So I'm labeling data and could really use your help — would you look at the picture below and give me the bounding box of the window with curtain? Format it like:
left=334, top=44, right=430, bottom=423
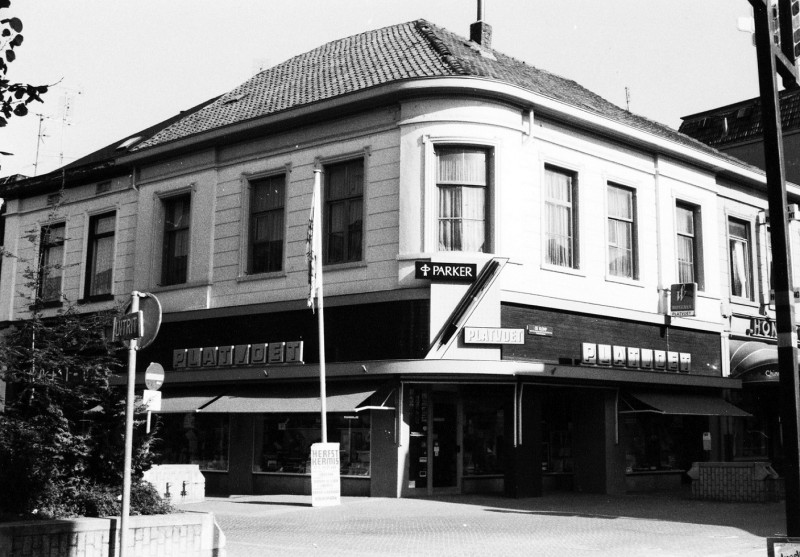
left=544, top=165, right=577, bottom=268
left=325, top=159, right=363, bottom=264
left=162, top=194, right=191, bottom=286
left=436, top=147, right=488, bottom=252
left=39, top=222, right=65, bottom=302
left=249, top=174, right=285, bottom=273
left=607, top=184, right=636, bottom=279
left=85, top=212, right=115, bottom=298
left=729, top=218, right=752, bottom=299
left=676, top=203, right=702, bottom=289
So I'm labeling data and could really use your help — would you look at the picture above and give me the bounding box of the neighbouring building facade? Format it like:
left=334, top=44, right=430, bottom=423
left=2, top=16, right=795, bottom=499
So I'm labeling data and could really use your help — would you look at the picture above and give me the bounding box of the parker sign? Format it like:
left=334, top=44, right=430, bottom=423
left=415, top=261, right=477, bottom=283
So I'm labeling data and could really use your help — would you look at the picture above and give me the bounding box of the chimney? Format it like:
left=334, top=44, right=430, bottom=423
left=470, top=0, right=492, bottom=49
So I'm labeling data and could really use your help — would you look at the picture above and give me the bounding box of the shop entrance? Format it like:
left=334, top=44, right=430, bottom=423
left=432, top=401, right=458, bottom=490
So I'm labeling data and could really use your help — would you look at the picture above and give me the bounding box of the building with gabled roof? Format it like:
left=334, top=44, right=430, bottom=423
left=2, top=13, right=788, bottom=501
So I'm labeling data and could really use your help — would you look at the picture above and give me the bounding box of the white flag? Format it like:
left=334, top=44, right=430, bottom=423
left=306, top=170, right=321, bottom=311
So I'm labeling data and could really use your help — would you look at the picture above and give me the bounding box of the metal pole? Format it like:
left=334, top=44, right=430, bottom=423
left=119, top=292, right=140, bottom=557
left=313, top=169, right=328, bottom=443
left=751, top=0, right=800, bottom=535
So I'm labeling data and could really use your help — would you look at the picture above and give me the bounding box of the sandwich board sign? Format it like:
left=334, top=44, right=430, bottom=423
left=310, top=442, right=340, bottom=507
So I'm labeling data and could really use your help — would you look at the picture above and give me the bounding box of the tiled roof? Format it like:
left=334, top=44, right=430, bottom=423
left=133, top=19, right=753, bottom=166
left=679, top=88, right=800, bottom=147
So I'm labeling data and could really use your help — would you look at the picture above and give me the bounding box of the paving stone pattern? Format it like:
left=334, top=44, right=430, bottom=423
left=184, top=491, right=788, bottom=557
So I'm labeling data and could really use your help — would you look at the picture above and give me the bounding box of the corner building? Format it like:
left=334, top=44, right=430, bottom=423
left=3, top=18, right=786, bottom=498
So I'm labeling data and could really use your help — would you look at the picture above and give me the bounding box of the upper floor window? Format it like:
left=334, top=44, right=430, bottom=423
left=162, top=194, right=191, bottom=286
left=729, top=217, right=753, bottom=299
left=544, top=165, right=578, bottom=268
left=676, top=202, right=703, bottom=289
left=436, top=147, right=488, bottom=252
left=85, top=212, right=116, bottom=298
left=324, top=159, right=363, bottom=264
left=607, top=184, right=637, bottom=279
left=39, top=222, right=65, bottom=302
left=249, top=175, right=285, bottom=274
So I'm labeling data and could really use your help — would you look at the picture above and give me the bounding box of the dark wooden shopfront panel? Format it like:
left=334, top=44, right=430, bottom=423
left=501, top=304, right=721, bottom=377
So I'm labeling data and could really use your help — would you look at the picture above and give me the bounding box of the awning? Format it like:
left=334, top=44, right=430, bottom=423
left=198, top=383, right=381, bottom=413
left=355, top=385, right=396, bottom=412
left=730, top=339, right=779, bottom=377
left=620, top=391, right=751, bottom=417
left=156, top=389, right=223, bottom=413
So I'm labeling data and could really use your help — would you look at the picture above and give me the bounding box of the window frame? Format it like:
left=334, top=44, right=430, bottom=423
left=543, top=164, right=579, bottom=270
left=82, top=211, right=116, bottom=301
left=161, top=193, right=192, bottom=286
left=606, top=182, right=638, bottom=281
left=728, top=216, right=755, bottom=301
left=323, top=158, right=365, bottom=265
left=38, top=221, right=66, bottom=304
left=246, top=173, right=287, bottom=275
left=675, top=201, right=704, bottom=291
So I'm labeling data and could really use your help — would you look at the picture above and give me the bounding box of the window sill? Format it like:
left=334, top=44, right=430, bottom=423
left=237, top=271, right=286, bottom=283
left=323, top=260, right=367, bottom=272
left=151, top=281, right=211, bottom=293
left=730, top=296, right=759, bottom=307
left=78, top=294, right=115, bottom=305
left=541, top=263, right=585, bottom=278
left=29, top=300, right=64, bottom=310
left=604, top=274, right=645, bottom=288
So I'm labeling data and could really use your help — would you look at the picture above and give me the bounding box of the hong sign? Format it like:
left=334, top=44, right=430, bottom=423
left=670, top=283, right=697, bottom=317
left=415, top=261, right=477, bottom=283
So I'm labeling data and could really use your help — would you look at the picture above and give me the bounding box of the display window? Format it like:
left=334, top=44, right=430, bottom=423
left=462, top=400, right=504, bottom=476
left=252, top=413, right=371, bottom=476
left=155, top=414, right=230, bottom=471
left=622, top=414, right=680, bottom=472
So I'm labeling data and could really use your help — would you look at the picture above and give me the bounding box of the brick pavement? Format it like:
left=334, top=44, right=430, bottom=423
left=182, top=491, right=787, bottom=557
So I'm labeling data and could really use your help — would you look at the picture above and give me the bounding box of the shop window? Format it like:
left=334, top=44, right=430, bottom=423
left=252, top=413, right=371, bottom=476
left=607, top=183, right=637, bottom=279
left=676, top=202, right=703, bottom=289
left=622, top=414, right=682, bottom=472
left=729, top=217, right=753, bottom=299
left=38, top=222, right=65, bottom=302
left=248, top=174, right=285, bottom=274
left=544, top=165, right=578, bottom=269
left=462, top=401, right=504, bottom=476
left=84, top=212, right=115, bottom=298
left=155, top=413, right=230, bottom=472
left=324, top=159, right=363, bottom=264
left=436, top=147, right=489, bottom=252
left=161, top=194, right=191, bottom=286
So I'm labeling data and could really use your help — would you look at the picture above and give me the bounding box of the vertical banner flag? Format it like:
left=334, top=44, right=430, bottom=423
left=306, top=170, right=321, bottom=311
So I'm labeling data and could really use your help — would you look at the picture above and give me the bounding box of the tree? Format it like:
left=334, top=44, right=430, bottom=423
left=0, top=0, right=48, bottom=127
left=0, top=206, right=167, bottom=519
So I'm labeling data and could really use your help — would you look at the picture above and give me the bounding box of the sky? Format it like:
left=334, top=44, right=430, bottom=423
left=0, top=0, right=760, bottom=179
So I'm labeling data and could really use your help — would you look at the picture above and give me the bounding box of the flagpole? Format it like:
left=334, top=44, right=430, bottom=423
left=311, top=168, right=328, bottom=443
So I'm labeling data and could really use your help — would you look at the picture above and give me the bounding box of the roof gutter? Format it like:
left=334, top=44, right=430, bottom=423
left=119, top=76, right=782, bottom=193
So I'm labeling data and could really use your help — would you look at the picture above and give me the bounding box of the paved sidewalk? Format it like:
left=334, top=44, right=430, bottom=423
left=182, top=491, right=787, bottom=557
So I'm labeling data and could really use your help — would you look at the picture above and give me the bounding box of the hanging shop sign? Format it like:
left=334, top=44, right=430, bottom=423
left=415, top=261, right=477, bottom=283
left=173, top=340, right=304, bottom=369
left=670, top=283, right=697, bottom=317
left=464, top=327, right=525, bottom=344
left=582, top=342, right=691, bottom=372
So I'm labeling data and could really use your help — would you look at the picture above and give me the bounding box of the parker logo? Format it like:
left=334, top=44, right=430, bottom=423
left=414, top=261, right=477, bottom=283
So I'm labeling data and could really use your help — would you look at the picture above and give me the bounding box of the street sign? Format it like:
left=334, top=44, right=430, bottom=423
left=113, top=311, right=143, bottom=342
left=414, top=261, right=477, bottom=283
left=145, top=362, right=165, bottom=390
left=670, top=283, right=697, bottom=317
left=142, top=389, right=162, bottom=411
left=124, top=292, right=162, bottom=349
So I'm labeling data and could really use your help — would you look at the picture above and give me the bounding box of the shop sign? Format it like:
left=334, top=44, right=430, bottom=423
left=415, top=261, right=477, bottom=283
left=749, top=317, right=778, bottom=339
left=527, top=325, right=553, bottom=336
left=581, top=342, right=690, bottom=372
left=311, top=442, right=340, bottom=507
left=670, top=283, right=697, bottom=317
left=741, top=367, right=781, bottom=383
left=464, top=327, right=524, bottom=344
left=173, top=340, right=304, bottom=370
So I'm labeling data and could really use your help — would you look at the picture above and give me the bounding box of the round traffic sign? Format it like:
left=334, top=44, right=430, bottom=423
left=124, top=292, right=162, bottom=350
left=145, top=362, right=165, bottom=391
